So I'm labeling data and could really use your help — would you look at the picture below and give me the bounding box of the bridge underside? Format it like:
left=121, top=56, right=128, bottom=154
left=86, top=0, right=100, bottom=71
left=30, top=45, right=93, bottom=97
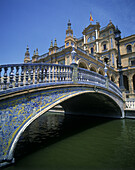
left=61, top=92, right=122, bottom=118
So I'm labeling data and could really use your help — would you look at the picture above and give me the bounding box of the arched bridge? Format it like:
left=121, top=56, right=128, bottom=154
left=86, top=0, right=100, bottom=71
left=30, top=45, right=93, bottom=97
left=0, top=62, right=124, bottom=166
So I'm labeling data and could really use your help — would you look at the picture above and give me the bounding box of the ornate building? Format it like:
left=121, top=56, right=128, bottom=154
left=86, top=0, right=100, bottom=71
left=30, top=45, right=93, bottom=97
left=24, top=20, right=135, bottom=99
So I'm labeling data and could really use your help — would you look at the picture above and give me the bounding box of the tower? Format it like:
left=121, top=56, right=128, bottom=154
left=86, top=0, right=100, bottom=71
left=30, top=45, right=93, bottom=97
left=49, top=40, right=53, bottom=55
left=24, top=45, right=30, bottom=63
left=65, top=20, right=75, bottom=48
left=32, top=48, right=39, bottom=62
left=53, top=38, right=58, bottom=53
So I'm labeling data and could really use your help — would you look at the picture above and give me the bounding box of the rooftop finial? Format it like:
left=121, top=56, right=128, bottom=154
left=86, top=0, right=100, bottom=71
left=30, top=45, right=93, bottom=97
left=54, top=38, right=57, bottom=47
left=68, top=19, right=71, bottom=29
left=50, top=40, right=53, bottom=48
left=26, top=45, right=29, bottom=52
left=36, top=48, right=38, bottom=55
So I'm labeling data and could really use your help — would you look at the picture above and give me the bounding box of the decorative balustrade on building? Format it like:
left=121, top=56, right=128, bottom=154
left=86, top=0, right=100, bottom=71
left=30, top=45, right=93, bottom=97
left=0, top=63, right=122, bottom=98
left=125, top=99, right=135, bottom=110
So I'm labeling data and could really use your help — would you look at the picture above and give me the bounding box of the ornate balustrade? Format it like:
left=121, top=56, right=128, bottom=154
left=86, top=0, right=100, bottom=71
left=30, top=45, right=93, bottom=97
left=0, top=63, right=122, bottom=98
left=0, top=63, right=73, bottom=91
left=77, top=68, right=122, bottom=98
left=125, top=98, right=135, bottom=110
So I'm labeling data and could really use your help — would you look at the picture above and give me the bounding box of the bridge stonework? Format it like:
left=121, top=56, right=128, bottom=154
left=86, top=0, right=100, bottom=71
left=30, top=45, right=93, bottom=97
left=0, top=63, right=124, bottom=167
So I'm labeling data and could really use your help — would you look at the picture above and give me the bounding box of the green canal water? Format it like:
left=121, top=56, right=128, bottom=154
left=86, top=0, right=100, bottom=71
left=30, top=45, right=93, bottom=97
left=4, top=112, right=135, bottom=170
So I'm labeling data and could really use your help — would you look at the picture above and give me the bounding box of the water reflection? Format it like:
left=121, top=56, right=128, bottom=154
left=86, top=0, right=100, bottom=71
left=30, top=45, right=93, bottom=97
left=14, top=112, right=65, bottom=159
left=5, top=112, right=135, bottom=169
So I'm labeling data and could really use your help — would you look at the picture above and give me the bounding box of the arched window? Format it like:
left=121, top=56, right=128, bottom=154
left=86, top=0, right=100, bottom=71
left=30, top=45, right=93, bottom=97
left=99, top=70, right=104, bottom=76
left=91, top=47, right=94, bottom=54
left=78, top=62, right=88, bottom=69
left=123, top=75, right=129, bottom=91
left=133, top=74, right=135, bottom=91
left=103, top=44, right=106, bottom=50
left=87, top=37, right=91, bottom=43
left=111, top=75, right=115, bottom=82
left=127, top=45, right=132, bottom=53
left=90, top=67, right=96, bottom=72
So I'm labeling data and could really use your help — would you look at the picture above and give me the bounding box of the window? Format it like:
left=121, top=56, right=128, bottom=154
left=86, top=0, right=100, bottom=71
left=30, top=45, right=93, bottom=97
left=88, top=36, right=95, bottom=42
left=58, top=59, right=65, bottom=65
left=111, top=38, right=113, bottom=48
left=92, top=36, right=95, bottom=40
left=127, top=45, right=132, bottom=53
left=131, top=60, right=135, bottom=66
left=110, top=30, right=113, bottom=34
left=103, top=44, right=106, bottom=50
left=87, top=37, right=91, bottom=43
left=112, top=53, right=114, bottom=66
left=91, top=47, right=94, bottom=54
left=71, top=42, right=74, bottom=46
left=66, top=42, right=69, bottom=46
left=123, top=75, right=129, bottom=92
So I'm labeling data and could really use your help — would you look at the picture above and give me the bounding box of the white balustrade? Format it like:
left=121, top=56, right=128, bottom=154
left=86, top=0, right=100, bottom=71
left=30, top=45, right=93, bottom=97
left=125, top=99, right=135, bottom=110
left=0, top=64, right=73, bottom=91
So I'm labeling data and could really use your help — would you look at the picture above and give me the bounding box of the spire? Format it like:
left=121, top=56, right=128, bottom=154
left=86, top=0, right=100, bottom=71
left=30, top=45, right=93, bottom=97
left=66, top=19, right=73, bottom=38
left=26, top=45, right=29, bottom=52
left=24, top=45, right=30, bottom=63
left=50, top=40, right=53, bottom=48
left=25, top=45, right=30, bottom=57
left=68, top=19, right=71, bottom=29
left=54, top=38, right=57, bottom=47
left=36, top=48, right=38, bottom=55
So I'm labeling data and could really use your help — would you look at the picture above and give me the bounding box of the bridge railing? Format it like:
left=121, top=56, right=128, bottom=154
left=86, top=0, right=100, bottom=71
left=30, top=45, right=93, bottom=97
left=0, top=63, right=73, bottom=91
left=0, top=63, right=122, bottom=98
left=77, top=68, right=122, bottom=98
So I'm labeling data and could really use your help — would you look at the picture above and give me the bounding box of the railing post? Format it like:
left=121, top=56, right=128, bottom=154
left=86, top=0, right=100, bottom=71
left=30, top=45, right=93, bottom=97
left=25, top=66, right=29, bottom=85
left=43, top=66, right=46, bottom=83
left=104, top=62, right=109, bottom=89
left=9, top=66, right=14, bottom=88
left=71, top=45, right=78, bottom=83
left=15, top=66, right=19, bottom=87
left=46, top=66, right=49, bottom=83
left=30, top=66, right=33, bottom=84
left=71, top=63, right=78, bottom=84
left=20, top=66, right=24, bottom=86
left=34, top=66, right=38, bottom=84
left=39, top=65, right=42, bottom=83
left=3, top=67, right=8, bottom=90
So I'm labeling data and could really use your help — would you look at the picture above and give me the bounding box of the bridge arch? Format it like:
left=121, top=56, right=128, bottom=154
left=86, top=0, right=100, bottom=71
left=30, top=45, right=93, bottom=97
left=0, top=84, right=124, bottom=166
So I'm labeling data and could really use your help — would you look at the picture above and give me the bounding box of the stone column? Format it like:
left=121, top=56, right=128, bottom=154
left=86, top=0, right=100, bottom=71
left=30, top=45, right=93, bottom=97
left=129, top=74, right=134, bottom=94
left=95, top=29, right=99, bottom=53
left=71, top=46, right=78, bottom=83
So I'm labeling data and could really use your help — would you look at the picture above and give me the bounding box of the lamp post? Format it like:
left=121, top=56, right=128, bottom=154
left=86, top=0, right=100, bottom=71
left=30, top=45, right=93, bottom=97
left=114, top=26, right=125, bottom=90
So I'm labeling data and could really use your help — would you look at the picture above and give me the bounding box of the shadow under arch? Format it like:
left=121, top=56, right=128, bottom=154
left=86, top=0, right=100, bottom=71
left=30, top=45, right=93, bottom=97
left=61, top=92, right=122, bottom=118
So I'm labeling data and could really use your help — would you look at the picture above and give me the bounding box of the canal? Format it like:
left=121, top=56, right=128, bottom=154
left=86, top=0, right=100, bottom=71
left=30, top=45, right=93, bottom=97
left=4, top=111, right=135, bottom=170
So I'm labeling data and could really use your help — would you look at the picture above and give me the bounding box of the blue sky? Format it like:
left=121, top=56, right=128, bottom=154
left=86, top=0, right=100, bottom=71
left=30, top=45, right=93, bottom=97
left=0, top=0, right=135, bottom=64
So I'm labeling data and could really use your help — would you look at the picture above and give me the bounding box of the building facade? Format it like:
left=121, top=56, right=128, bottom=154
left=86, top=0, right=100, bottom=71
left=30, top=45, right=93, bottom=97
left=24, top=20, right=135, bottom=99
